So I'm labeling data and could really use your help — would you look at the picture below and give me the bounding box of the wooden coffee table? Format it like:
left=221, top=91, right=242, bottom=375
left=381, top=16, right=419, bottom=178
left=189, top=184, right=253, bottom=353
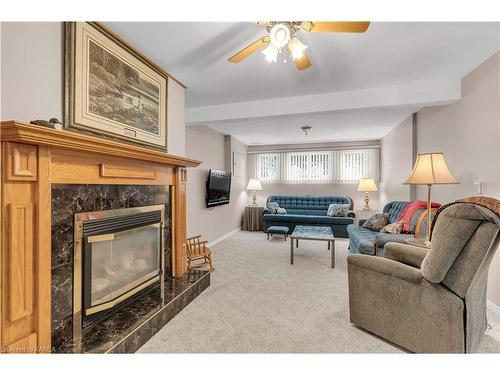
left=290, top=225, right=335, bottom=268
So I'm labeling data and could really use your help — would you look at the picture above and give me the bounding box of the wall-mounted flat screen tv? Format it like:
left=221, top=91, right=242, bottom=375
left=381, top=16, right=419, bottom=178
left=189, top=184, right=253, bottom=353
left=206, top=169, right=232, bottom=208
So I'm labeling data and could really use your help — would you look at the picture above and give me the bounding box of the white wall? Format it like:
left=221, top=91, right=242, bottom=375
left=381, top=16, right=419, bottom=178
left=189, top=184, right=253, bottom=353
left=167, top=79, right=186, bottom=156
left=0, top=22, right=186, bottom=157
left=416, top=51, right=500, bottom=307
left=185, top=125, right=248, bottom=243
left=378, top=115, right=413, bottom=207
left=1, top=22, right=63, bottom=121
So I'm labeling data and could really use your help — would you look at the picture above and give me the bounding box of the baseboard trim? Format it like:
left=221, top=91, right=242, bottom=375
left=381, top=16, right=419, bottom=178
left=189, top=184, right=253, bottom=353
left=487, top=300, right=500, bottom=318
left=208, top=227, right=240, bottom=248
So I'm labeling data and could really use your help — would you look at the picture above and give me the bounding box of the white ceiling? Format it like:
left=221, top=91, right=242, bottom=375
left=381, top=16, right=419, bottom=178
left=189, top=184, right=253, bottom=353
left=107, top=22, right=499, bottom=107
left=106, top=22, right=500, bottom=144
left=204, top=106, right=420, bottom=145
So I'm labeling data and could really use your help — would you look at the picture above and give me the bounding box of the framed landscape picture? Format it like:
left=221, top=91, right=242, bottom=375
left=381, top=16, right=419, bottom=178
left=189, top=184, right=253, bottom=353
left=64, top=22, right=168, bottom=151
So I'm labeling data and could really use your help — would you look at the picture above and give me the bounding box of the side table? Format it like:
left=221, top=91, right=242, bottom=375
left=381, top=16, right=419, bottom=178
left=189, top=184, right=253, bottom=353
left=242, top=206, right=263, bottom=231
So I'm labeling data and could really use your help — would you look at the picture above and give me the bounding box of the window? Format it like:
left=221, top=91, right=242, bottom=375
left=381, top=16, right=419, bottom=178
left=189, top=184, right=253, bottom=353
left=249, top=148, right=379, bottom=184
left=257, top=153, right=280, bottom=182
left=332, top=149, right=379, bottom=183
left=286, top=151, right=330, bottom=183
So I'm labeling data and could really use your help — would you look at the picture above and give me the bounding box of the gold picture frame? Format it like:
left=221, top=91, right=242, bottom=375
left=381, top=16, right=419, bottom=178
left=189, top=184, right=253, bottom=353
left=64, top=22, right=169, bottom=151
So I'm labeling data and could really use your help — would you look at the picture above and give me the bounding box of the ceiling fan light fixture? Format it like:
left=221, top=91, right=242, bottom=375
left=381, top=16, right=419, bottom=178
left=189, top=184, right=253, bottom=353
left=262, top=44, right=279, bottom=63
left=289, top=37, right=307, bottom=60
left=269, top=23, right=291, bottom=48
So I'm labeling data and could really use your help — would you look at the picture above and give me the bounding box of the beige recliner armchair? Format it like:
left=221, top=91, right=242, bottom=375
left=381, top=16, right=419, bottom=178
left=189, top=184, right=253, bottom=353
left=347, top=200, right=500, bottom=353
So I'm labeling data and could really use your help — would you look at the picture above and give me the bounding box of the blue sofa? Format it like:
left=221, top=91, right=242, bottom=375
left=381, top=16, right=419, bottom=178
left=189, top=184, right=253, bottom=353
left=262, top=195, right=355, bottom=238
left=347, top=201, right=414, bottom=256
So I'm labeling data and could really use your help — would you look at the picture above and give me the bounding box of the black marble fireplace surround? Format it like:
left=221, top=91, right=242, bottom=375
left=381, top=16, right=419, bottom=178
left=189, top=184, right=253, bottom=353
left=51, top=184, right=210, bottom=353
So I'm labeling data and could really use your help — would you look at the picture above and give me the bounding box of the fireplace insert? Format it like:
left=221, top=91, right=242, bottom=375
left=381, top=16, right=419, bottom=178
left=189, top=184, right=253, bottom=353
left=73, top=205, right=165, bottom=336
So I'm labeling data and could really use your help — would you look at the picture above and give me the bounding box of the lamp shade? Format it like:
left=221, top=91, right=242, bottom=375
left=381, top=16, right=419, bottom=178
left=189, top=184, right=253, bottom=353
left=357, top=178, right=378, bottom=192
left=404, top=153, right=458, bottom=185
left=246, top=179, right=262, bottom=191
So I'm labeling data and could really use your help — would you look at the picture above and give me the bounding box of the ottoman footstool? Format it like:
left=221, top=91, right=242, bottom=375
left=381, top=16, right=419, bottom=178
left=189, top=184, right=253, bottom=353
left=266, top=226, right=289, bottom=240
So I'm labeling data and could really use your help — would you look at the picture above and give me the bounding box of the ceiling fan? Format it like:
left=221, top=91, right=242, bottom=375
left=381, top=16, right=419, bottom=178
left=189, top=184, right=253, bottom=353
left=228, top=21, right=370, bottom=71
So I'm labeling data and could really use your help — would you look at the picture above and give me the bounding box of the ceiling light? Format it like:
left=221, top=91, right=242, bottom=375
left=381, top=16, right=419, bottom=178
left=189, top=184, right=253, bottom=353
left=289, top=37, right=307, bottom=60
left=269, top=23, right=291, bottom=48
left=262, top=44, right=279, bottom=62
left=301, top=126, right=312, bottom=135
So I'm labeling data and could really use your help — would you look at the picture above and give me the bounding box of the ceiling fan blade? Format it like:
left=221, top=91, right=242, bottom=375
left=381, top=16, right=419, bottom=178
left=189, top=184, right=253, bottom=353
left=228, top=36, right=270, bottom=63
left=303, top=21, right=370, bottom=33
left=294, top=53, right=311, bottom=71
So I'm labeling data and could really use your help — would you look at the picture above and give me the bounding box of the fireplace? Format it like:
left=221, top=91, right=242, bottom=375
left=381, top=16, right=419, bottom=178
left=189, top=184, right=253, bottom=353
left=73, top=205, right=166, bottom=337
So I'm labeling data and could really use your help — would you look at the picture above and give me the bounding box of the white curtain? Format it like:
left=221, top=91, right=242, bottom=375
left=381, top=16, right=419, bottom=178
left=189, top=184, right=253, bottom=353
left=249, top=148, right=379, bottom=184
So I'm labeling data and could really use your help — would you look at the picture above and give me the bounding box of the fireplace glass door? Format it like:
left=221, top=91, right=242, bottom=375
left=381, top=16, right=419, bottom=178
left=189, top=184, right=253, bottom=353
left=84, top=224, right=161, bottom=315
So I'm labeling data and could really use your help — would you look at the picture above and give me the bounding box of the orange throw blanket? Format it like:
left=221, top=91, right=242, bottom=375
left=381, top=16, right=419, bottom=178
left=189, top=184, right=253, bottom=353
left=398, top=201, right=441, bottom=233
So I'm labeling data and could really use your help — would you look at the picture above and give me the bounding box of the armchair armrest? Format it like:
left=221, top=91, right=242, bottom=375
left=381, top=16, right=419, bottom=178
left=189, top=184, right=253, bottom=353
left=347, top=210, right=356, bottom=218
left=384, top=242, right=429, bottom=269
left=347, top=254, right=423, bottom=284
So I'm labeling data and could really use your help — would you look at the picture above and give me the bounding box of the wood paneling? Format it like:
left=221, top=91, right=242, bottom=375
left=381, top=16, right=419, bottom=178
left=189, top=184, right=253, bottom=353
left=6, top=332, right=37, bottom=353
left=6, top=142, right=37, bottom=181
left=1, top=143, right=38, bottom=352
left=8, top=203, right=34, bottom=321
left=172, top=167, right=188, bottom=277
left=50, top=148, right=173, bottom=185
left=36, top=147, right=51, bottom=349
left=100, top=163, right=157, bottom=179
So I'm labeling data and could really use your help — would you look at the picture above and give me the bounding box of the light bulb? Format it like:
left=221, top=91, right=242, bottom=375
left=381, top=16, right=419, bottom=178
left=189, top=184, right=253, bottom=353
left=269, top=23, right=291, bottom=48
left=262, top=44, right=278, bottom=63
left=289, top=37, right=307, bottom=60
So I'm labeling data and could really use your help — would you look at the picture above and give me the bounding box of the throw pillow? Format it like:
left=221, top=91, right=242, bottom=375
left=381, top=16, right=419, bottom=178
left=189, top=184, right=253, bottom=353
left=362, top=213, right=390, bottom=232
left=327, top=203, right=349, bottom=217
left=267, top=201, right=280, bottom=214
left=381, top=220, right=404, bottom=234
left=277, top=208, right=287, bottom=215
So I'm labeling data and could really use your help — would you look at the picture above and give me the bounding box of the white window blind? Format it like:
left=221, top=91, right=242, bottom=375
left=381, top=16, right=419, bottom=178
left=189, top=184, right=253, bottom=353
left=248, top=148, right=379, bottom=184
left=286, top=151, right=331, bottom=183
left=332, top=149, right=379, bottom=183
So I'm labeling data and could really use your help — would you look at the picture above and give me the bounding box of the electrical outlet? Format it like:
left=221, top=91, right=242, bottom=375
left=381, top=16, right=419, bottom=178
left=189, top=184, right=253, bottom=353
left=473, top=181, right=484, bottom=194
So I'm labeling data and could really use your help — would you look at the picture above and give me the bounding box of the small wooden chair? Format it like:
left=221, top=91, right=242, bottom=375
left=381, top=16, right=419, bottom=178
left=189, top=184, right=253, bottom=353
left=185, top=235, right=214, bottom=272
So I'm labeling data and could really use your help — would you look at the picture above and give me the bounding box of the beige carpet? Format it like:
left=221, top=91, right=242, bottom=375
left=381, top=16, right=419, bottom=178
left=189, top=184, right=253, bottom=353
left=139, top=231, right=500, bottom=353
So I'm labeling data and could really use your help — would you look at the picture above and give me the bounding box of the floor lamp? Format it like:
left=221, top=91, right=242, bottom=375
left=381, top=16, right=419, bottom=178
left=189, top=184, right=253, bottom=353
left=404, top=152, right=458, bottom=245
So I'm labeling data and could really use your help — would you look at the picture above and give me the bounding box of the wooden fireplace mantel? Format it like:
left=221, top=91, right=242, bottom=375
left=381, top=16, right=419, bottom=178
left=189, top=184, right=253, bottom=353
left=0, top=121, right=200, bottom=167
left=0, top=120, right=200, bottom=353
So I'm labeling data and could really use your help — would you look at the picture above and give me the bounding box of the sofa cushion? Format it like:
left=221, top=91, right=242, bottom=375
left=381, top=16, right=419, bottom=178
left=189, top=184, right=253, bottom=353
left=347, top=224, right=378, bottom=255
left=286, top=209, right=327, bottom=216
left=263, top=213, right=354, bottom=225
left=267, top=195, right=352, bottom=211
left=362, top=213, right=389, bottom=231
left=327, top=203, right=350, bottom=217
left=373, top=232, right=414, bottom=252
left=267, top=201, right=280, bottom=214
left=381, top=220, right=404, bottom=234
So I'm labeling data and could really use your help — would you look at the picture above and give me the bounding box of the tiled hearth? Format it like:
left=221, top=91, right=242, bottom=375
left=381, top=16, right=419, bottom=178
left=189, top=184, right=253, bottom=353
left=50, top=184, right=209, bottom=353
left=58, top=270, right=209, bottom=353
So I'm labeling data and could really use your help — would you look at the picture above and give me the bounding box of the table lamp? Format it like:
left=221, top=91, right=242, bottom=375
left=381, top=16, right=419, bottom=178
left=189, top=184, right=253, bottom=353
left=246, top=179, right=262, bottom=206
left=357, top=178, right=378, bottom=210
left=404, top=152, right=458, bottom=244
